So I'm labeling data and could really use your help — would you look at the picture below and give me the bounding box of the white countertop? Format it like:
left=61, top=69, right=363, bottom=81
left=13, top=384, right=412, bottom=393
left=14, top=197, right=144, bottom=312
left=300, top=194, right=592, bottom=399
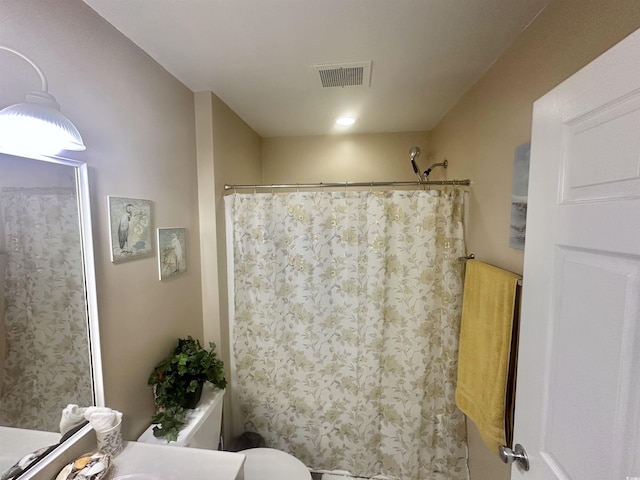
left=0, top=427, right=60, bottom=475
left=108, top=441, right=245, bottom=480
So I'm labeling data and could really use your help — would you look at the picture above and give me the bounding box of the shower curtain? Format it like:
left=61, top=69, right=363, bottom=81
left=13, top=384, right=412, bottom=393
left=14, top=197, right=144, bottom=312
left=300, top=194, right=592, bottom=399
left=226, top=189, right=468, bottom=480
left=0, top=187, right=92, bottom=431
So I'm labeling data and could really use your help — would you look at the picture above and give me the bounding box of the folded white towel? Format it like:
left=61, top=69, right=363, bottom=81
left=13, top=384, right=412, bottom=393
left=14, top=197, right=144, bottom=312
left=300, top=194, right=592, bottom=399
left=84, top=408, right=122, bottom=433
left=60, top=404, right=87, bottom=435
left=60, top=404, right=123, bottom=435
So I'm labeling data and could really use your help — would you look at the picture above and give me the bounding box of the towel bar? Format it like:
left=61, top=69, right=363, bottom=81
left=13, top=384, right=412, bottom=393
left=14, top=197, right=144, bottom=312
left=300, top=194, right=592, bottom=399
left=459, top=254, right=523, bottom=287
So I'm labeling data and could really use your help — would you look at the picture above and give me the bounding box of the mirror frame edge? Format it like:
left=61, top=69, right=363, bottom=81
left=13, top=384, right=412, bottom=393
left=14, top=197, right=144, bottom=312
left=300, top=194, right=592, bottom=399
left=75, top=160, right=105, bottom=409
left=15, top=425, right=96, bottom=480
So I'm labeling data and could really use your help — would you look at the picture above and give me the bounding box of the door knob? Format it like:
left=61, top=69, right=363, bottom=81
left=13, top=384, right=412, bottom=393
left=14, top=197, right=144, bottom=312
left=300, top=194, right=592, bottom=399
left=499, top=443, right=530, bottom=471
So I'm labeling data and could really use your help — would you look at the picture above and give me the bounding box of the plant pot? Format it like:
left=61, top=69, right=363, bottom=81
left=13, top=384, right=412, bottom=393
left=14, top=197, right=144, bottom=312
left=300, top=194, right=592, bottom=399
left=182, top=383, right=203, bottom=409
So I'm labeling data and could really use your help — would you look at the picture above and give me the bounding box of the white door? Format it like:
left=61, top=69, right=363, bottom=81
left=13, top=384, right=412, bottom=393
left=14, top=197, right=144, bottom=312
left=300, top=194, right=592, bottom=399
left=513, top=28, right=640, bottom=480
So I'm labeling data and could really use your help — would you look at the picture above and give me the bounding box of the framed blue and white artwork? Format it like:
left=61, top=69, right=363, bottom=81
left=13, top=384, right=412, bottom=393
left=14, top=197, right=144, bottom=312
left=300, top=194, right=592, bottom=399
left=157, top=227, right=187, bottom=280
left=107, top=196, right=153, bottom=262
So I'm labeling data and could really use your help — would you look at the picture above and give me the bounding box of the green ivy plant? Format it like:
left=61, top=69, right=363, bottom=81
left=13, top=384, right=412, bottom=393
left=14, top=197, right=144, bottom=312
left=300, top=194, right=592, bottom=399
left=148, top=336, right=226, bottom=441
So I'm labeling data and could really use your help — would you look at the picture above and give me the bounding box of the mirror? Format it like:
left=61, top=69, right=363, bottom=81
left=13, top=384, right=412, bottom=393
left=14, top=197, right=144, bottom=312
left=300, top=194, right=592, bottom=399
left=0, top=151, right=103, bottom=477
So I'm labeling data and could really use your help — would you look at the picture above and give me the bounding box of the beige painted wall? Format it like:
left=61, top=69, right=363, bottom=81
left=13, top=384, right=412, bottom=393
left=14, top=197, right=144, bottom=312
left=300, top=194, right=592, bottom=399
left=262, top=131, right=432, bottom=184
left=195, top=91, right=262, bottom=445
left=429, top=0, right=640, bottom=478
left=1, top=0, right=203, bottom=440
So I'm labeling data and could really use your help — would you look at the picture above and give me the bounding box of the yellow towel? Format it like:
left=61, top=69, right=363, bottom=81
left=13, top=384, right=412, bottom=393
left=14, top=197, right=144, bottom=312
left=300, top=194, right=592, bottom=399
left=455, top=259, right=521, bottom=455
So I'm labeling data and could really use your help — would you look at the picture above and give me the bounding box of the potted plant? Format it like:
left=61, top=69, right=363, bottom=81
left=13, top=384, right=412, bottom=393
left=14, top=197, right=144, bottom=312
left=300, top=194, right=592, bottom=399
left=148, top=336, right=226, bottom=441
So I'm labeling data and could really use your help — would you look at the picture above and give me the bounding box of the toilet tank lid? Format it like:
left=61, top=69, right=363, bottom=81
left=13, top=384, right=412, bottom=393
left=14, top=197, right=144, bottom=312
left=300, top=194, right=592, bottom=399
left=137, top=384, right=225, bottom=446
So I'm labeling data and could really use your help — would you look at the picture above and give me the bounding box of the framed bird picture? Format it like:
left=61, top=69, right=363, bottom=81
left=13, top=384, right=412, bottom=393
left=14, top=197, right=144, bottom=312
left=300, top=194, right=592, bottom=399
left=157, top=227, right=187, bottom=280
left=107, top=196, right=153, bottom=263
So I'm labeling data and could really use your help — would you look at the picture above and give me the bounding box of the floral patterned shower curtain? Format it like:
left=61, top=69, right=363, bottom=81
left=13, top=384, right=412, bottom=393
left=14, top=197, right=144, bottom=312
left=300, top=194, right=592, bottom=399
left=0, top=188, right=92, bottom=431
left=226, top=189, right=468, bottom=480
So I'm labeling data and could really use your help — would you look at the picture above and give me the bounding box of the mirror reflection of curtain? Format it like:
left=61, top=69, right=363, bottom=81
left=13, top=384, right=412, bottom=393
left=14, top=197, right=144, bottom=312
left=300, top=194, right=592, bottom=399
left=0, top=187, right=92, bottom=431
left=0, top=251, right=5, bottom=398
left=0, top=202, right=5, bottom=398
left=226, top=189, right=468, bottom=480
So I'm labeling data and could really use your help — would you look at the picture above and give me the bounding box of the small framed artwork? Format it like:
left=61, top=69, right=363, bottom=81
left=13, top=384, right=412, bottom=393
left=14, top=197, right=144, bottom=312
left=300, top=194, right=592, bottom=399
left=157, top=227, right=187, bottom=280
left=107, top=196, right=153, bottom=262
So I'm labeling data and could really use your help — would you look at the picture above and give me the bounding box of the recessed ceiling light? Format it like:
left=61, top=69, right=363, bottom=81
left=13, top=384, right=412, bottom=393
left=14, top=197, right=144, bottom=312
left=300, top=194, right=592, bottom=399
left=335, top=116, right=356, bottom=126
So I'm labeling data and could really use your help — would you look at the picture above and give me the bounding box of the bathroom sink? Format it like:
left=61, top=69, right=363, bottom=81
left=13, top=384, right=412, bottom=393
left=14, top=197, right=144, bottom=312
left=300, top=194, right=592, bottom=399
left=110, top=441, right=245, bottom=480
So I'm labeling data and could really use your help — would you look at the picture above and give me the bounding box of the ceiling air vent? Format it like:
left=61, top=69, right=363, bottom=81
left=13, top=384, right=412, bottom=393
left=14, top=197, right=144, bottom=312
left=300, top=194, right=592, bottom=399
left=313, top=61, right=372, bottom=88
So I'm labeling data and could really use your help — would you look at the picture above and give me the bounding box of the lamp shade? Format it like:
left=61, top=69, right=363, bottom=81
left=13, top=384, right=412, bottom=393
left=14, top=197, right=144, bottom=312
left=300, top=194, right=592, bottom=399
left=0, top=46, right=86, bottom=155
left=0, top=91, right=86, bottom=154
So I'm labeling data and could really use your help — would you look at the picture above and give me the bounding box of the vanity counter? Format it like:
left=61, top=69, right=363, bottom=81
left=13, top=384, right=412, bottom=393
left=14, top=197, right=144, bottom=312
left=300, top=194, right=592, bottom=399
left=110, top=441, right=245, bottom=480
left=2, top=425, right=244, bottom=480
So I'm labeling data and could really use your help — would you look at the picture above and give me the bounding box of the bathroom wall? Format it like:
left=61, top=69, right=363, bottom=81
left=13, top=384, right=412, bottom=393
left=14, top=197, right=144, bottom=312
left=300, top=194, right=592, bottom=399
left=262, top=131, right=432, bottom=184
left=428, top=0, right=640, bottom=479
left=195, top=91, right=262, bottom=445
left=0, top=0, right=203, bottom=440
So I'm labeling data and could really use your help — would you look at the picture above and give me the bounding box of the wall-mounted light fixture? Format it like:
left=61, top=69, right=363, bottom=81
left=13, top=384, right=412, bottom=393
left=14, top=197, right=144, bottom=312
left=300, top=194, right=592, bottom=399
left=0, top=45, right=85, bottom=155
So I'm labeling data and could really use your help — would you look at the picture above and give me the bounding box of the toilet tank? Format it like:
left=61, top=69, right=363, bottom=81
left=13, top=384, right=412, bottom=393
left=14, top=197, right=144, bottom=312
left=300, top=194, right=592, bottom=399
left=137, top=383, right=225, bottom=450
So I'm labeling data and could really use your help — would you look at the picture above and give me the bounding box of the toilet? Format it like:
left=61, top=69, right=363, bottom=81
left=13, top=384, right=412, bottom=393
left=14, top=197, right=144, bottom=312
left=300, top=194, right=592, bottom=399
left=137, top=382, right=311, bottom=479
left=239, top=448, right=311, bottom=480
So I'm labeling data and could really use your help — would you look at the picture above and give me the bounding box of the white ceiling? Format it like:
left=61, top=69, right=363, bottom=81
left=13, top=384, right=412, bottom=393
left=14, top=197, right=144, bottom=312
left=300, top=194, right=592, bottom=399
left=81, top=0, right=549, bottom=138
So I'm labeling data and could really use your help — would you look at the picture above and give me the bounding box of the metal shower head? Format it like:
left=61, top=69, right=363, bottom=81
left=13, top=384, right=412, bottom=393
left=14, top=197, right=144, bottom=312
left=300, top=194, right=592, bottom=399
left=409, top=146, right=448, bottom=181
left=409, top=147, right=421, bottom=178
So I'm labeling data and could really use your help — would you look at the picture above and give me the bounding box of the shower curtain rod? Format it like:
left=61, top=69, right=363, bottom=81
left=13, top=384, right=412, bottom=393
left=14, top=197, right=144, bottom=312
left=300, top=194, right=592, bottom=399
left=224, top=179, right=471, bottom=191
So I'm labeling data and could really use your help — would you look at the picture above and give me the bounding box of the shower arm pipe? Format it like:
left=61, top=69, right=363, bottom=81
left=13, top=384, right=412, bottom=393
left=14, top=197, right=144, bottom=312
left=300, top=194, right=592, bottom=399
left=224, top=179, right=471, bottom=191
left=423, top=159, right=448, bottom=177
